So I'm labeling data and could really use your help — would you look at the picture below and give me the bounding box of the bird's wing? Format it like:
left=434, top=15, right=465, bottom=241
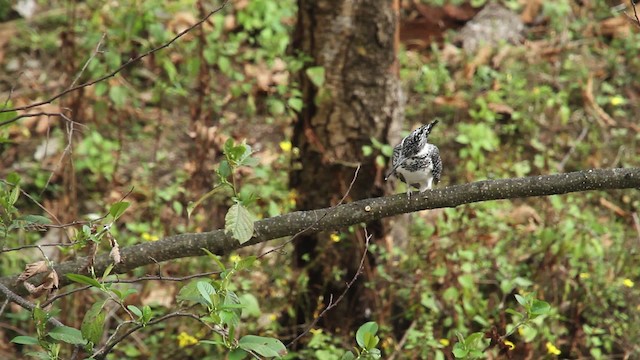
left=430, top=145, right=442, bottom=184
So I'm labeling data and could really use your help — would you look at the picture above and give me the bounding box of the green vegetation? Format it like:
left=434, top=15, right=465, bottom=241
left=1, top=0, right=639, bottom=359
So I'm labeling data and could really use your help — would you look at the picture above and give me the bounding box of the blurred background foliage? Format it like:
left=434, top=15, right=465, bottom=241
left=1, top=0, right=640, bottom=358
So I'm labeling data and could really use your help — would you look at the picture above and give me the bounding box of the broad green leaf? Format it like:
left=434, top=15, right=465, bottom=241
left=6, top=172, right=21, bottom=185
left=340, top=351, right=356, bottom=360
left=81, top=300, right=106, bottom=344
left=108, top=86, right=128, bottom=108
left=225, top=203, right=255, bottom=244
left=66, top=273, right=102, bottom=288
left=235, top=256, right=256, bottom=271
left=530, top=299, right=551, bottom=317
left=238, top=335, right=287, bottom=358
left=197, top=281, right=216, bottom=306
left=355, top=321, right=378, bottom=348
left=127, top=305, right=143, bottom=318
left=287, top=97, right=303, bottom=112
left=11, top=336, right=39, bottom=345
left=452, top=343, right=468, bottom=358
left=514, top=294, right=527, bottom=307
left=239, top=293, right=261, bottom=318
left=49, top=326, right=87, bottom=345
left=9, top=184, right=19, bottom=206
left=177, top=281, right=209, bottom=305
left=109, top=201, right=130, bottom=221
left=305, top=66, right=325, bottom=87
left=228, top=348, right=248, bottom=360
left=218, top=160, right=232, bottom=179
left=16, top=215, right=51, bottom=225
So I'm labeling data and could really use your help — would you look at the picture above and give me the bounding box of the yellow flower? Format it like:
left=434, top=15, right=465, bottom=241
left=229, top=254, right=241, bottom=263
left=288, top=190, right=298, bottom=208
left=579, top=272, right=590, bottom=279
left=503, top=340, right=515, bottom=350
left=610, top=96, right=625, bottom=106
left=546, top=341, right=561, bottom=355
left=330, top=233, right=341, bottom=243
left=269, top=313, right=277, bottom=321
left=141, top=232, right=159, bottom=241
left=279, top=141, right=292, bottom=152
left=310, top=328, right=322, bottom=335
left=623, top=278, right=634, bottom=288
left=177, top=331, right=198, bottom=348
left=439, top=338, right=450, bottom=346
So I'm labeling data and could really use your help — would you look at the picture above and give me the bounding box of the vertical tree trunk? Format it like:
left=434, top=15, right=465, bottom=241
left=290, top=0, right=403, bottom=333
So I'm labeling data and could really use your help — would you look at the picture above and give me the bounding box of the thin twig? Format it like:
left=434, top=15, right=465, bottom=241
left=287, top=228, right=372, bottom=347
left=41, top=270, right=222, bottom=307
left=0, top=283, right=65, bottom=327
left=68, top=33, right=107, bottom=89
left=557, top=126, right=588, bottom=172
left=631, top=0, right=640, bottom=28
left=93, top=312, right=211, bottom=359
left=258, top=163, right=361, bottom=259
left=0, top=1, right=229, bottom=119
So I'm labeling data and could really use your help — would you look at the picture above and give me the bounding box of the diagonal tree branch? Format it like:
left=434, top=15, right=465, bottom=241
left=1, top=167, right=639, bottom=299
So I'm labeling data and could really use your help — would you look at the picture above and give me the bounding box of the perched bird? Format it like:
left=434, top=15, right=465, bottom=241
left=385, top=120, right=442, bottom=198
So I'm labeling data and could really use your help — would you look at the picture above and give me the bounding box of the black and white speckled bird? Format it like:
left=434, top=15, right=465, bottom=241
left=384, top=120, right=442, bottom=198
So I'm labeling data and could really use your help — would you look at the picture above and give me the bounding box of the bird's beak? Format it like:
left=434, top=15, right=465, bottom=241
left=384, top=161, right=402, bottom=181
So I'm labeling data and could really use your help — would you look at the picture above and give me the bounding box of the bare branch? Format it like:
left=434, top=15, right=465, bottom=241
left=0, top=283, right=65, bottom=327
left=92, top=312, right=208, bottom=359
left=0, top=0, right=229, bottom=120
left=287, top=228, right=371, bottom=347
left=258, top=163, right=361, bottom=259
left=1, top=168, right=640, bottom=298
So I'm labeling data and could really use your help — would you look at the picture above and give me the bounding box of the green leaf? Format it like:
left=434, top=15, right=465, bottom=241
left=218, top=160, right=232, bottom=180
left=306, top=66, right=325, bottom=87
left=127, top=305, right=143, bottom=318
left=108, top=86, right=128, bottom=108
left=6, top=172, right=21, bottom=185
left=66, top=273, right=102, bottom=288
left=235, top=256, right=256, bottom=271
left=141, top=305, right=152, bottom=324
left=287, top=97, right=303, bottom=112
left=109, top=201, right=130, bottom=221
left=9, top=184, right=19, bottom=206
left=11, top=336, right=39, bottom=345
left=530, top=299, right=551, bottom=317
left=201, top=248, right=227, bottom=271
left=81, top=300, right=106, bottom=344
left=197, top=281, right=216, bottom=306
left=16, top=215, right=52, bottom=225
left=187, top=184, right=224, bottom=219
left=452, top=343, right=468, bottom=358
left=238, top=335, right=287, bottom=358
left=355, top=321, right=378, bottom=348
left=239, top=293, right=261, bottom=318
left=340, top=351, right=356, bottom=360
left=228, top=348, right=248, bottom=360
left=514, top=294, right=527, bottom=307
left=49, top=326, right=87, bottom=345
left=225, top=203, right=255, bottom=244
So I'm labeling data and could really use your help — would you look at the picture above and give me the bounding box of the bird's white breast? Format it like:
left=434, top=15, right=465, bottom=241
left=397, top=163, right=434, bottom=188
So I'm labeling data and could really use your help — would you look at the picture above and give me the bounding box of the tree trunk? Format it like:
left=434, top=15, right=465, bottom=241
left=290, top=0, right=403, bottom=334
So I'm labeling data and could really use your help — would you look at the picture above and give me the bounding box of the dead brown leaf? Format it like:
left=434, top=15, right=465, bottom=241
left=599, top=16, right=633, bottom=38
left=488, top=102, right=514, bottom=115
left=520, top=0, right=542, bottom=24
left=599, top=197, right=627, bottom=217
left=464, top=46, right=492, bottom=80
left=583, top=76, right=616, bottom=127
left=433, top=94, right=468, bottom=109
left=17, top=261, right=49, bottom=283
